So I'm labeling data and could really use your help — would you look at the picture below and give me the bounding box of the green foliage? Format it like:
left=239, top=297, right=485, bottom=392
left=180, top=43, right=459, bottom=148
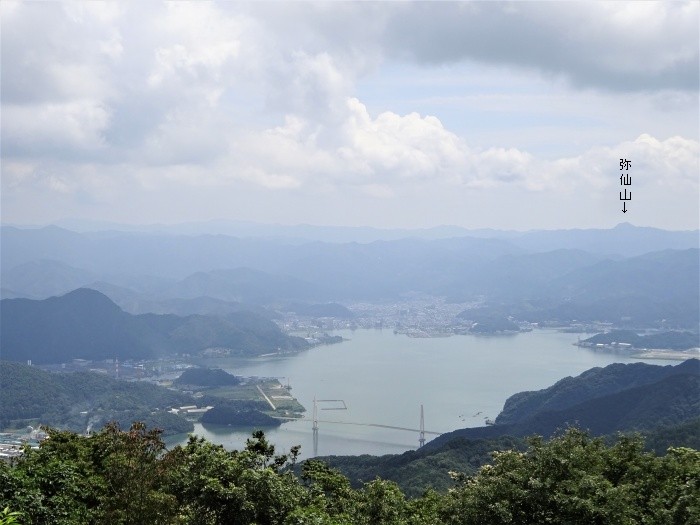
left=1, top=426, right=698, bottom=525
left=162, top=430, right=304, bottom=524
left=318, top=436, right=525, bottom=497
left=173, top=367, right=241, bottom=387
left=496, top=359, right=695, bottom=426
left=0, top=508, right=22, bottom=525
left=0, top=361, right=193, bottom=435
left=441, top=428, right=700, bottom=525
left=200, top=402, right=281, bottom=427
left=644, top=417, right=700, bottom=455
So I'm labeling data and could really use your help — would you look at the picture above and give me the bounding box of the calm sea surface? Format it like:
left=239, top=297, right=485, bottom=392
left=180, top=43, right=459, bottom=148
left=167, top=328, right=679, bottom=458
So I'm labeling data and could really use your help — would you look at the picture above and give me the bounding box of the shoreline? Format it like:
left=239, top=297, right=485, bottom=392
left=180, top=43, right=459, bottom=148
left=574, top=342, right=699, bottom=362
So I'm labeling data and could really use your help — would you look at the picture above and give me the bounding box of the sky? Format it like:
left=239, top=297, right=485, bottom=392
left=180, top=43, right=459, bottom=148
left=1, top=1, right=698, bottom=231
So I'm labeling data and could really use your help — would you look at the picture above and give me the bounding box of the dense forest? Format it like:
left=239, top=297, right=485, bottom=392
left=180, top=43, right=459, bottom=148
left=1, top=424, right=697, bottom=524
left=0, top=362, right=194, bottom=436
left=200, top=402, right=282, bottom=427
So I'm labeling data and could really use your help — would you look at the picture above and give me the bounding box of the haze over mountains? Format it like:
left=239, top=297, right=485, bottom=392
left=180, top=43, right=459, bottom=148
left=39, top=219, right=700, bottom=251
left=1, top=222, right=698, bottom=329
left=1, top=289, right=308, bottom=364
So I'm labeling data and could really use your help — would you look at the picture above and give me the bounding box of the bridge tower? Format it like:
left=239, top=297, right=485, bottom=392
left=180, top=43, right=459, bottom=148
left=312, top=397, right=319, bottom=456
left=419, top=404, right=426, bottom=447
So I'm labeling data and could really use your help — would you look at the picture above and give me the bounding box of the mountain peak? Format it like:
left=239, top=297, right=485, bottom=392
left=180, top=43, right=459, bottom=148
left=56, top=287, right=122, bottom=312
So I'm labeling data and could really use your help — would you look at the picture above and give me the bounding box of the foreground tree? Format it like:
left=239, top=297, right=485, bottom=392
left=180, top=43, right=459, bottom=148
left=441, top=428, right=700, bottom=525
left=163, top=430, right=305, bottom=525
left=0, top=423, right=177, bottom=525
left=1, top=424, right=697, bottom=524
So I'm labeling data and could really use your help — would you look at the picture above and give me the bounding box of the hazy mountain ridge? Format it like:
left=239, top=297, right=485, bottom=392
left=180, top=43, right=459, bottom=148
left=31, top=220, right=700, bottom=254
left=2, top=224, right=698, bottom=328
left=0, top=289, right=308, bottom=364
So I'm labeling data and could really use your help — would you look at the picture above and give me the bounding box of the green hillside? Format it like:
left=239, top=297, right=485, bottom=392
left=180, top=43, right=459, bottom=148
left=581, top=330, right=700, bottom=350
left=496, top=359, right=695, bottom=425
left=0, top=288, right=308, bottom=364
left=316, top=360, right=700, bottom=497
left=0, top=361, right=193, bottom=436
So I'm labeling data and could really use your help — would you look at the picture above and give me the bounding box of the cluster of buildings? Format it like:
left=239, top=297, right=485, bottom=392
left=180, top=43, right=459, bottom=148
left=278, top=298, right=477, bottom=334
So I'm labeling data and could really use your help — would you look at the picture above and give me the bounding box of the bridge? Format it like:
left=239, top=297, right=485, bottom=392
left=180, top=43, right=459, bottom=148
left=273, top=398, right=441, bottom=455
left=273, top=415, right=442, bottom=436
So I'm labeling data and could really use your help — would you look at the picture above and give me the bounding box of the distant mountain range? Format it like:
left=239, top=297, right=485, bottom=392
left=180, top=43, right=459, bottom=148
left=1, top=223, right=698, bottom=328
left=32, top=219, right=700, bottom=253
left=0, top=289, right=308, bottom=364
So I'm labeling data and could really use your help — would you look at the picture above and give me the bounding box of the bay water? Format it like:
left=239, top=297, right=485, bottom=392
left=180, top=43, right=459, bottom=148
left=168, top=328, right=679, bottom=458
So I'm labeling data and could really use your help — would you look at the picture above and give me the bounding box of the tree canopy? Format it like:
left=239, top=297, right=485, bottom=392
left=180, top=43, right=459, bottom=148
left=1, top=424, right=697, bottom=525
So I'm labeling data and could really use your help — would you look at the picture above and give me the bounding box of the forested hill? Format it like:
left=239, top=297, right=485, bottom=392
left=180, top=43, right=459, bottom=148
left=426, top=359, right=699, bottom=448
left=0, top=288, right=308, bottom=364
left=0, top=361, right=193, bottom=435
left=496, top=358, right=698, bottom=425
left=581, top=330, right=700, bottom=350
left=316, top=359, right=700, bottom=497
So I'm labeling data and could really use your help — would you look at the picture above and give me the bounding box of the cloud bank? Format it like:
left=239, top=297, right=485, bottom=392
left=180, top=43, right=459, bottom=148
left=1, top=1, right=698, bottom=229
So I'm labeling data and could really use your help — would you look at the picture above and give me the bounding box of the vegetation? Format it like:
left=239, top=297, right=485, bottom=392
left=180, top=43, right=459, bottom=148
left=317, top=435, right=526, bottom=498
left=581, top=330, right=700, bottom=350
left=1, top=362, right=304, bottom=437
left=1, top=424, right=697, bottom=524
left=644, top=417, right=700, bottom=455
left=200, top=402, right=282, bottom=427
left=0, top=362, right=194, bottom=436
left=425, top=359, right=699, bottom=448
left=316, top=417, right=700, bottom=499
left=495, top=359, right=697, bottom=425
left=173, top=368, right=242, bottom=387
left=0, top=508, right=22, bottom=525
left=312, top=360, right=700, bottom=498
left=0, top=289, right=309, bottom=364
left=458, top=315, right=520, bottom=334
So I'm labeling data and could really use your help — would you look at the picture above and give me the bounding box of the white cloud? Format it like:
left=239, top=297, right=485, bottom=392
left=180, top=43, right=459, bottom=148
left=3, top=101, right=111, bottom=152
left=1, top=1, right=697, bottom=229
